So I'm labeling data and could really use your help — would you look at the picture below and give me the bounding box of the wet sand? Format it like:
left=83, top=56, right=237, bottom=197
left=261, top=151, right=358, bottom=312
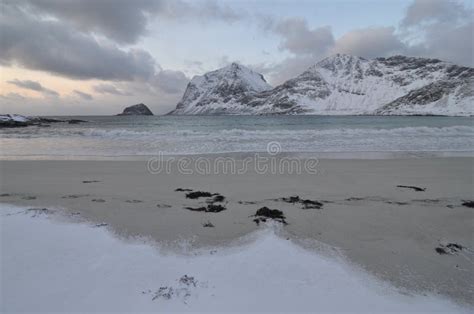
left=0, top=157, right=473, bottom=305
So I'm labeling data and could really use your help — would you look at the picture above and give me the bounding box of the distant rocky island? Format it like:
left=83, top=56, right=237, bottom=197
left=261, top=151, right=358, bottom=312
left=168, top=54, right=473, bottom=116
left=117, top=103, right=153, bottom=116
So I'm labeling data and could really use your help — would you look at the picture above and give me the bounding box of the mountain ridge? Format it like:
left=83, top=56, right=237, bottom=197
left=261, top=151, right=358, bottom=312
left=169, top=54, right=473, bottom=116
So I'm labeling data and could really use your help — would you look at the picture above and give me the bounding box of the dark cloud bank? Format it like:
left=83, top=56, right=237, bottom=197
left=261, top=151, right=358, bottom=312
left=0, top=0, right=210, bottom=99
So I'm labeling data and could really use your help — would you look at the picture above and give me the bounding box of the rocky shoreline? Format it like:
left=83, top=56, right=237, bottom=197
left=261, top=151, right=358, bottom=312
left=0, top=114, right=87, bottom=128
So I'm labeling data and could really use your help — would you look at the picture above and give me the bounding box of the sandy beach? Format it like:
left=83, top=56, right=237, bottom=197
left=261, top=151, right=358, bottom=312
left=1, top=156, right=473, bottom=306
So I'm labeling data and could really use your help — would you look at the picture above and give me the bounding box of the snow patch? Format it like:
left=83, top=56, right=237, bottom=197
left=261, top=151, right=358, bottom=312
left=0, top=114, right=31, bottom=122
left=1, top=204, right=470, bottom=312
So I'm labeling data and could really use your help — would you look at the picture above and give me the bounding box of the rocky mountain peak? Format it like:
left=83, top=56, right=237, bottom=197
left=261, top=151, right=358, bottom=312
left=168, top=63, right=271, bottom=114
left=228, top=62, right=242, bottom=71
left=313, top=54, right=366, bottom=71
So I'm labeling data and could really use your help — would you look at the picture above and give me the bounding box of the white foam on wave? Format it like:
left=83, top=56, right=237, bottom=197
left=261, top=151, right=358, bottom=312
left=1, top=126, right=473, bottom=157
left=1, top=204, right=470, bottom=312
left=2, top=125, right=473, bottom=139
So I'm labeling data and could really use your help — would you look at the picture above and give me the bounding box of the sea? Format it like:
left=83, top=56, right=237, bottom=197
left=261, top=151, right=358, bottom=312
left=1, top=115, right=473, bottom=159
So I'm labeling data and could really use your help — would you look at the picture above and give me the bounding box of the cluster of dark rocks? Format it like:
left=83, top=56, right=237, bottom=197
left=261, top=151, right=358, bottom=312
left=176, top=188, right=227, bottom=213
left=252, top=207, right=287, bottom=225
left=280, top=195, right=324, bottom=209
left=435, top=242, right=465, bottom=255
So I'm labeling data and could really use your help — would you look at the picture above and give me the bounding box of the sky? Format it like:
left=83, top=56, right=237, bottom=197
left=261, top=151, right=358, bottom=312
left=1, top=0, right=473, bottom=115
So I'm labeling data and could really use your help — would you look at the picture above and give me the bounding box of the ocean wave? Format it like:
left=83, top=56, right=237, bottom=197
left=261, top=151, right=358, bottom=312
left=218, top=126, right=474, bottom=138
left=1, top=124, right=473, bottom=156
left=1, top=125, right=473, bottom=140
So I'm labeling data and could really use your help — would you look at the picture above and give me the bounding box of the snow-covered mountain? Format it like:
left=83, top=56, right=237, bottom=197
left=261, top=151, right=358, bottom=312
left=169, top=55, right=473, bottom=116
left=168, top=63, right=272, bottom=114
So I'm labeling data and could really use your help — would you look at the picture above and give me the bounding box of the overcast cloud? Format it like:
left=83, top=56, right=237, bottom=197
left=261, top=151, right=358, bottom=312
left=7, top=79, right=59, bottom=97
left=73, top=90, right=93, bottom=101
left=401, top=0, right=471, bottom=26
left=273, top=18, right=334, bottom=56
left=93, top=84, right=133, bottom=96
left=331, top=27, right=405, bottom=59
left=19, top=0, right=243, bottom=45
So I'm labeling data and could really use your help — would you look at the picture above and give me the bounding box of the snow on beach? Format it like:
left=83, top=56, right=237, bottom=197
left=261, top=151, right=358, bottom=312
left=0, top=203, right=470, bottom=312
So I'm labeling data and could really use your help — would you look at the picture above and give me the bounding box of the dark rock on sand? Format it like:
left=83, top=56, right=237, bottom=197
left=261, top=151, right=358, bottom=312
left=280, top=195, right=323, bottom=209
left=345, top=197, right=365, bottom=201
left=21, top=196, right=36, bottom=200
left=208, top=195, right=225, bottom=203
left=461, top=200, right=474, bottom=208
left=91, top=199, right=106, bottom=203
left=281, top=195, right=301, bottom=204
left=185, top=206, right=207, bottom=212
left=82, top=180, right=100, bottom=183
left=412, top=199, right=440, bottom=204
left=0, top=193, right=12, bottom=197
left=175, top=188, right=193, bottom=192
left=253, top=207, right=287, bottom=225
left=435, top=242, right=464, bottom=255
left=238, top=200, right=257, bottom=205
left=202, top=221, right=215, bottom=228
left=125, top=199, right=143, bottom=203
left=207, top=204, right=226, bottom=212
left=62, top=194, right=89, bottom=199
left=178, top=189, right=225, bottom=204
left=185, top=191, right=214, bottom=199
left=385, top=201, right=410, bottom=206
left=156, top=203, right=172, bottom=208
left=185, top=204, right=226, bottom=213
left=397, top=185, right=426, bottom=192
left=301, top=199, right=324, bottom=209
left=117, top=103, right=154, bottom=116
